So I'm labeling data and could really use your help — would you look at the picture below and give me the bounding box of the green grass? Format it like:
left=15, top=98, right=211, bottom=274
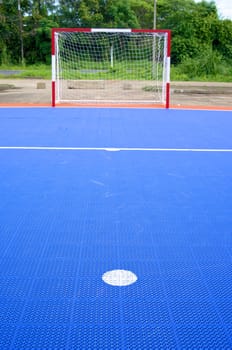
left=0, top=61, right=231, bottom=82
left=171, top=67, right=232, bottom=82
left=171, top=54, right=232, bottom=82
left=0, top=64, right=51, bottom=79
left=58, top=59, right=163, bottom=80
left=0, top=61, right=155, bottom=80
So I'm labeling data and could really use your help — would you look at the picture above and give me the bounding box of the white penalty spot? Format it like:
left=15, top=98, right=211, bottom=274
left=102, top=269, right=138, bottom=286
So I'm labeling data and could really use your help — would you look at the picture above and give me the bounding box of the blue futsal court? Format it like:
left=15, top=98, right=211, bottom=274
left=0, top=107, right=232, bottom=349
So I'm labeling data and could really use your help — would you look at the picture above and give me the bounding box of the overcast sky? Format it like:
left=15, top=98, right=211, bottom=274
left=195, top=0, right=232, bottom=19
left=211, top=0, right=232, bottom=19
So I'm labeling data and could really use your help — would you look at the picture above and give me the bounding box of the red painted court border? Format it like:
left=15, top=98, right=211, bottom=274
left=0, top=103, right=232, bottom=111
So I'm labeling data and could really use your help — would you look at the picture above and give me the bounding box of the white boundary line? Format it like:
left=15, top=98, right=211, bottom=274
left=0, top=146, right=232, bottom=152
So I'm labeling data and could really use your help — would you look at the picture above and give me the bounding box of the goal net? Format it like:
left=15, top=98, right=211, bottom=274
left=52, top=28, right=171, bottom=108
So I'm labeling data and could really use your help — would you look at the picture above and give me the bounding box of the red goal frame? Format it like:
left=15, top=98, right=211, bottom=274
left=51, top=28, right=171, bottom=108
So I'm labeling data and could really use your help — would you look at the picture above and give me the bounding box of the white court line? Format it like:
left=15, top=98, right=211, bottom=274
left=0, top=146, right=232, bottom=152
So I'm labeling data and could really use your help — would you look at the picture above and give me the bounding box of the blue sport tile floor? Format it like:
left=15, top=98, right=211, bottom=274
left=0, top=107, right=232, bottom=349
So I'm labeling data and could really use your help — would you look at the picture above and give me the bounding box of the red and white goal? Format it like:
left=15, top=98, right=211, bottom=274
left=52, top=28, right=171, bottom=108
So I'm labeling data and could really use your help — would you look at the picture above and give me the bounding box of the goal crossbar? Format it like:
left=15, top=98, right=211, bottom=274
left=52, top=28, right=171, bottom=108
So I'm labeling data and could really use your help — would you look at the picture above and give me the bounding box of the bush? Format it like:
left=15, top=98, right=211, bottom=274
left=177, top=48, right=228, bottom=78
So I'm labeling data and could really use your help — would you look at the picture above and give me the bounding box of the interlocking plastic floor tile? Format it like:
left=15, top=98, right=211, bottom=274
left=176, top=327, right=232, bottom=349
left=1, top=108, right=232, bottom=349
left=13, top=326, right=68, bottom=349
left=0, top=326, right=16, bottom=350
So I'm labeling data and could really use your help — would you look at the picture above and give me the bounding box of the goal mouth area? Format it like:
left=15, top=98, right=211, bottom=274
left=52, top=28, right=171, bottom=108
left=54, top=102, right=166, bottom=109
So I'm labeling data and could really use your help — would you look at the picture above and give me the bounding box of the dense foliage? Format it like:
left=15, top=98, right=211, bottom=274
left=0, top=0, right=231, bottom=80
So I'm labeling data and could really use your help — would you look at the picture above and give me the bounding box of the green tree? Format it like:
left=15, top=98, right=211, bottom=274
left=21, top=0, right=58, bottom=64
left=57, top=0, right=139, bottom=28
left=213, top=19, right=232, bottom=61
left=130, top=0, right=154, bottom=29
left=156, top=0, right=220, bottom=64
left=24, top=16, right=58, bottom=64
left=102, top=0, right=139, bottom=28
left=0, top=0, right=232, bottom=71
left=0, top=0, right=58, bottom=64
left=57, top=0, right=81, bottom=27
left=78, top=0, right=104, bottom=27
left=0, top=0, right=25, bottom=64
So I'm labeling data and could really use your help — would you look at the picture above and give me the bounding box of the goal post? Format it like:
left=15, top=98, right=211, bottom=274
left=51, top=28, right=171, bottom=108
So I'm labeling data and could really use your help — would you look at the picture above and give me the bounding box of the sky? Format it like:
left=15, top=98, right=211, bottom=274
left=195, top=0, right=232, bottom=20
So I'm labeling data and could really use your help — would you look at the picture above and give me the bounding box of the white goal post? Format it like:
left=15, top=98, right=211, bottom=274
left=52, top=28, right=171, bottom=108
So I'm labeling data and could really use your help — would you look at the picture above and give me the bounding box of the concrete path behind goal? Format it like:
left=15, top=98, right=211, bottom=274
left=0, top=78, right=232, bottom=108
